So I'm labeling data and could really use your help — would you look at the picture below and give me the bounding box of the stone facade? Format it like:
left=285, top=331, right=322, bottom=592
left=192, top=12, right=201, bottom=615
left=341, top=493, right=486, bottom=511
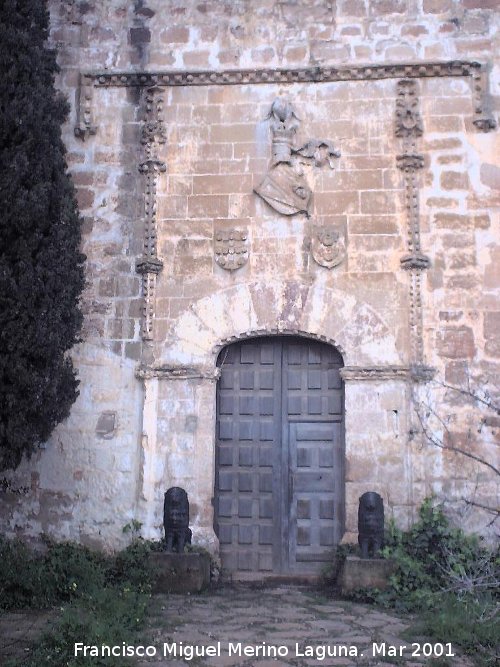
left=0, top=0, right=498, bottom=556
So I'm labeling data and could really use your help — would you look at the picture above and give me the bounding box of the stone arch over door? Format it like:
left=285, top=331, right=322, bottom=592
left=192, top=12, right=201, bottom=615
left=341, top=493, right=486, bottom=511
left=214, top=335, right=344, bottom=577
left=161, top=279, right=403, bottom=369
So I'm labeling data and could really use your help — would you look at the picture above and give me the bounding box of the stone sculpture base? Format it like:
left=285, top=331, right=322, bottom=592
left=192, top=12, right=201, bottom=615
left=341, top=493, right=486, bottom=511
left=150, top=552, right=210, bottom=594
left=339, top=556, right=396, bottom=595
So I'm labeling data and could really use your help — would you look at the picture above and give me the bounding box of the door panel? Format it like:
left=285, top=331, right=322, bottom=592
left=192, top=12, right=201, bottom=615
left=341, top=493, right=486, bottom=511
left=216, top=340, right=281, bottom=573
left=288, top=421, right=343, bottom=572
left=215, top=336, right=344, bottom=575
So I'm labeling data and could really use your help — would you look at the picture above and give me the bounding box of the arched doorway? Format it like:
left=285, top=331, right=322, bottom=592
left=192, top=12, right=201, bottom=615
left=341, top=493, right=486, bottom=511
left=214, top=336, right=345, bottom=576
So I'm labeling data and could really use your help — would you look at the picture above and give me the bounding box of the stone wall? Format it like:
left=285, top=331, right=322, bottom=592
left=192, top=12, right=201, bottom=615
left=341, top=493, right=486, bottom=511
left=0, top=0, right=498, bottom=551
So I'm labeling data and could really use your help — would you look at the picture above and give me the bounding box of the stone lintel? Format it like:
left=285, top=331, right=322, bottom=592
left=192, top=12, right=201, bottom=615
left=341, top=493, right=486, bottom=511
left=75, top=61, right=495, bottom=140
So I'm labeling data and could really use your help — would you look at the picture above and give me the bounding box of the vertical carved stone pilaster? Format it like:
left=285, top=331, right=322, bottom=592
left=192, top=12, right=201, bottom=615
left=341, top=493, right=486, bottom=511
left=396, top=80, right=430, bottom=370
left=470, top=62, right=497, bottom=132
left=136, top=87, right=166, bottom=341
left=74, top=74, right=97, bottom=140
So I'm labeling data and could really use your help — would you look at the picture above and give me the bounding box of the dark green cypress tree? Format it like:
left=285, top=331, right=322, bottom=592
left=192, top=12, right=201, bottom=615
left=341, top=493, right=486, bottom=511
left=0, top=0, right=85, bottom=471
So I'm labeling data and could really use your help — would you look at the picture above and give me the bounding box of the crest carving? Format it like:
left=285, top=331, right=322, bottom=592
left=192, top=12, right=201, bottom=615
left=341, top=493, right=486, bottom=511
left=395, top=80, right=423, bottom=138
left=214, top=229, right=249, bottom=270
left=311, top=225, right=346, bottom=269
left=254, top=99, right=340, bottom=217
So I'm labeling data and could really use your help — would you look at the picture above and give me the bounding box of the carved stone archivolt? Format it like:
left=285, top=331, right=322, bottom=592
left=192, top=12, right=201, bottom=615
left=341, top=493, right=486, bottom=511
left=311, top=225, right=346, bottom=269
left=136, top=86, right=166, bottom=341
left=254, top=98, right=340, bottom=217
left=214, top=229, right=249, bottom=270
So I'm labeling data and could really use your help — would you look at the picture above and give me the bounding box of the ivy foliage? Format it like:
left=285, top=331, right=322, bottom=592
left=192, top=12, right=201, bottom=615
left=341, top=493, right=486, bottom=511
left=0, top=0, right=85, bottom=471
left=382, top=502, right=499, bottom=666
left=379, top=498, right=497, bottom=608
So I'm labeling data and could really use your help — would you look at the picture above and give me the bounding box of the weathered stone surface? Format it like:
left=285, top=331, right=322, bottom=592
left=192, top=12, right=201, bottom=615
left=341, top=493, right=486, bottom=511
left=339, top=557, right=397, bottom=594
left=150, top=552, right=210, bottom=594
left=0, top=0, right=497, bottom=558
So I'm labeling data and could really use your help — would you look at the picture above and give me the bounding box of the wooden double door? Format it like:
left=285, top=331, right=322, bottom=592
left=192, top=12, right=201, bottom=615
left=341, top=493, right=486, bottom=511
left=215, top=336, right=344, bottom=576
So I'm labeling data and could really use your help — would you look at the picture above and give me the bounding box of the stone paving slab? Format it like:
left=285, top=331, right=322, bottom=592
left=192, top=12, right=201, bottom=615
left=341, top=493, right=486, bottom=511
left=142, top=585, right=474, bottom=667
left=0, top=586, right=476, bottom=667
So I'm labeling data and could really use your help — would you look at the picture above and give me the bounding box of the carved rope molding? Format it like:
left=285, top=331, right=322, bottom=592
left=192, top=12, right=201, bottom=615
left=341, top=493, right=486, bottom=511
left=135, top=86, right=166, bottom=341
left=74, top=61, right=496, bottom=139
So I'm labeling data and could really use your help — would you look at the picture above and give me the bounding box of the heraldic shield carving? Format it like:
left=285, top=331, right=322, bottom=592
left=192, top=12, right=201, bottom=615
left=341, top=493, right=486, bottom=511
left=311, top=225, right=346, bottom=269
left=214, top=229, right=249, bottom=270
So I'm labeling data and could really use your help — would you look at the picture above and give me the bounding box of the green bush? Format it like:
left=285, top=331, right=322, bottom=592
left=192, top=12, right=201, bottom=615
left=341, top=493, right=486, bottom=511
left=0, top=535, right=155, bottom=611
left=10, top=588, right=149, bottom=667
left=337, top=498, right=499, bottom=666
left=379, top=498, right=495, bottom=611
left=108, top=539, right=154, bottom=594
left=1, top=536, right=155, bottom=667
left=1, top=536, right=103, bottom=609
left=0, top=536, right=49, bottom=609
left=42, top=539, right=109, bottom=602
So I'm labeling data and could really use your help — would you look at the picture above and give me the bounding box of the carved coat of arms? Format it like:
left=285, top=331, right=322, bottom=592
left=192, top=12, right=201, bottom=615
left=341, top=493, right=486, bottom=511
left=311, top=225, right=346, bottom=269
left=214, top=229, right=248, bottom=270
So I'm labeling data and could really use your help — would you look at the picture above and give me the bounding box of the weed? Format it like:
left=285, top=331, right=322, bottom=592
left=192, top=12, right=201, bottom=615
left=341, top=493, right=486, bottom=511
left=427, top=659, right=453, bottom=667
left=377, top=653, right=405, bottom=666
left=412, top=593, right=499, bottom=667
left=0, top=536, right=155, bottom=667
left=8, top=588, right=149, bottom=667
left=122, top=520, right=143, bottom=537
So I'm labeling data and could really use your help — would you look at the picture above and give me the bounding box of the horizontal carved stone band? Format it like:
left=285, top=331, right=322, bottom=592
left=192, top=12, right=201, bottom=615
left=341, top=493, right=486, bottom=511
left=136, top=365, right=435, bottom=382
left=88, top=61, right=482, bottom=88
left=340, top=365, right=435, bottom=382
left=135, top=365, right=220, bottom=381
left=75, top=61, right=495, bottom=140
